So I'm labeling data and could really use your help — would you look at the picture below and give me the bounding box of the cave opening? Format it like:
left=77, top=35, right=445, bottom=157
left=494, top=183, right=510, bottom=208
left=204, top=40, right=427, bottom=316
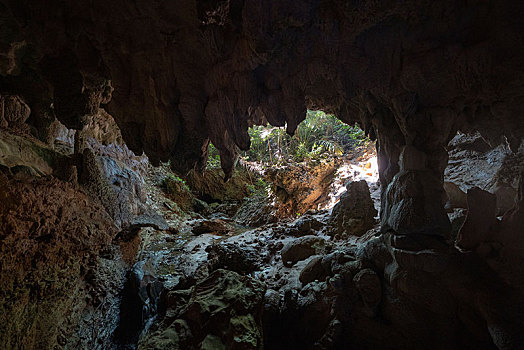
left=1, top=0, right=524, bottom=349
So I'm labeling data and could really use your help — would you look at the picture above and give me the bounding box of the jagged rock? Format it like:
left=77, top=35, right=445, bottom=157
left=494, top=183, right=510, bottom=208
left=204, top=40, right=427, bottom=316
left=388, top=234, right=450, bottom=273
left=328, top=180, right=377, bottom=237
left=0, top=0, right=523, bottom=179
left=0, top=130, right=59, bottom=176
left=139, top=269, right=266, bottom=350
left=129, top=213, right=169, bottom=233
left=281, top=236, right=327, bottom=267
left=445, top=133, right=523, bottom=216
left=0, top=173, right=120, bottom=349
left=114, top=260, right=164, bottom=346
left=266, top=161, right=337, bottom=216
left=264, top=281, right=335, bottom=349
left=287, top=214, right=326, bottom=237
left=1, top=1, right=524, bottom=349
left=206, top=242, right=259, bottom=275
left=383, top=170, right=451, bottom=237
left=356, top=236, right=392, bottom=272
left=263, top=289, right=281, bottom=315
left=192, top=198, right=209, bottom=213
left=233, top=192, right=278, bottom=227
left=445, top=133, right=510, bottom=194
left=448, top=208, right=468, bottom=242
left=79, top=148, right=128, bottom=228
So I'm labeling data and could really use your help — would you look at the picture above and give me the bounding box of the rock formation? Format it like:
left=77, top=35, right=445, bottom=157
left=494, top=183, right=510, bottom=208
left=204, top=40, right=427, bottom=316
left=1, top=0, right=524, bottom=349
left=328, top=180, right=377, bottom=237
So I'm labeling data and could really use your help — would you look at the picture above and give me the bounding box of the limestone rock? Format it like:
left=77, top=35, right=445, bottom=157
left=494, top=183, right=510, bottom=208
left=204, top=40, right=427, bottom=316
left=0, top=130, right=58, bottom=176
left=139, top=269, right=266, bottom=350
left=129, top=213, right=169, bottom=233
left=299, top=256, right=327, bottom=285
left=445, top=133, right=509, bottom=194
left=233, top=191, right=279, bottom=227
left=186, top=168, right=252, bottom=202
left=0, top=173, right=119, bottom=349
left=328, top=180, right=377, bottom=237
left=281, top=236, right=327, bottom=267
left=286, top=213, right=326, bottom=237
left=0, top=95, right=30, bottom=127
left=206, top=242, right=260, bottom=275
left=266, top=161, right=337, bottom=216
left=382, top=171, right=451, bottom=237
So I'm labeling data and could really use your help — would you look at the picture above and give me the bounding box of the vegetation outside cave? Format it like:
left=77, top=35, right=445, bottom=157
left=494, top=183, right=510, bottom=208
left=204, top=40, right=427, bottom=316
left=206, top=110, right=370, bottom=169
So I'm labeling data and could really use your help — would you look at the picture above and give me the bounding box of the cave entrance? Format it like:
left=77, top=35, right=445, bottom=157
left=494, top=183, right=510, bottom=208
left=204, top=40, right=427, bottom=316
left=220, top=110, right=379, bottom=217
left=109, top=111, right=380, bottom=348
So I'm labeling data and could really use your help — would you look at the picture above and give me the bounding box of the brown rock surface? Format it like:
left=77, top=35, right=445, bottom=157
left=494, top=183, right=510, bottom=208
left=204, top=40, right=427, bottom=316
left=0, top=173, right=120, bottom=349
left=1, top=1, right=524, bottom=349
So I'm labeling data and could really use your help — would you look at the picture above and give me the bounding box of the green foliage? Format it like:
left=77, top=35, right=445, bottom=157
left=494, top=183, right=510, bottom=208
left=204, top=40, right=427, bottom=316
left=247, top=178, right=269, bottom=195
left=241, top=110, right=368, bottom=164
left=207, top=142, right=222, bottom=168
left=163, top=174, right=190, bottom=195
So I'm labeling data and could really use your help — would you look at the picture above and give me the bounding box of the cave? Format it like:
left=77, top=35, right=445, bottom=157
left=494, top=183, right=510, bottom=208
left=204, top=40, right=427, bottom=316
left=1, top=0, right=524, bottom=349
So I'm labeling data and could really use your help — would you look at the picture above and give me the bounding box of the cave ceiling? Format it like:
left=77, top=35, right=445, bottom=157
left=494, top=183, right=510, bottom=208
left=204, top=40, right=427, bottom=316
left=1, top=0, right=523, bottom=179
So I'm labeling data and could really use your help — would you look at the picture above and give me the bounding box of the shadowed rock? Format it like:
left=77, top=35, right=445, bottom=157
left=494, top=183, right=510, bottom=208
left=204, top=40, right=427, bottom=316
left=456, top=187, right=499, bottom=251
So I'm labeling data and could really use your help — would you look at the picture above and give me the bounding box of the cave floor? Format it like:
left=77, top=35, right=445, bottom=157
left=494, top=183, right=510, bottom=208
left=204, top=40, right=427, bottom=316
left=118, top=151, right=382, bottom=347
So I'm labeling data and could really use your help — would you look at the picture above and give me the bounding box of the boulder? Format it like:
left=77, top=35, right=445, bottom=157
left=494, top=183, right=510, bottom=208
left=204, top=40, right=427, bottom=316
left=233, top=191, right=278, bottom=227
left=382, top=170, right=451, bottom=237
left=299, top=256, right=328, bottom=285
left=281, top=236, right=327, bottom=267
left=206, top=242, right=260, bottom=274
left=286, top=214, right=326, bottom=237
left=129, top=213, right=169, bottom=233
left=328, top=180, right=377, bottom=237
left=191, top=219, right=231, bottom=235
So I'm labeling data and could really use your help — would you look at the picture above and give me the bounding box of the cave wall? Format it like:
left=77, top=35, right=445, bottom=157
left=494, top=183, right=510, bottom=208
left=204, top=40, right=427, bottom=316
left=1, top=0, right=523, bottom=172
left=2, top=0, right=524, bottom=348
left=2, top=0, right=524, bottom=240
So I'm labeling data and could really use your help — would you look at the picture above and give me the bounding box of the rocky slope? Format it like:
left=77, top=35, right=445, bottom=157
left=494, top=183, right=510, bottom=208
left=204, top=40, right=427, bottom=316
left=1, top=0, right=524, bottom=349
left=0, top=107, right=167, bottom=348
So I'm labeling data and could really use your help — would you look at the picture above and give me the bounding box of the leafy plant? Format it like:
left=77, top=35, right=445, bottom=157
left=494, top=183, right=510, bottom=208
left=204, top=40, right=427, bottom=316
left=163, top=174, right=190, bottom=195
left=240, top=110, right=369, bottom=164
left=247, top=177, right=270, bottom=195
left=207, top=142, right=222, bottom=168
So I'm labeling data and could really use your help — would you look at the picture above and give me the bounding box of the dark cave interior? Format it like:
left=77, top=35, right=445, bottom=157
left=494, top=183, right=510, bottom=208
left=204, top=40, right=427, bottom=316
left=1, top=0, right=524, bottom=349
